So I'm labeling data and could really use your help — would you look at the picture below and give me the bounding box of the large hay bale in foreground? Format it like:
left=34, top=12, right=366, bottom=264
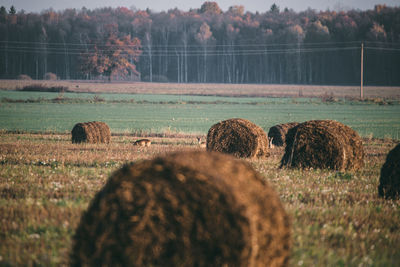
left=281, top=120, right=364, bottom=171
left=268, top=122, right=300, bottom=147
left=71, top=151, right=291, bottom=266
left=71, top=121, right=111, bottom=144
left=378, top=143, right=400, bottom=199
left=206, top=118, right=269, bottom=158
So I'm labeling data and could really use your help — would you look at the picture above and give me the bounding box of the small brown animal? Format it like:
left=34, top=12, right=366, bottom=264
left=197, top=137, right=207, bottom=148
left=133, top=139, right=151, bottom=147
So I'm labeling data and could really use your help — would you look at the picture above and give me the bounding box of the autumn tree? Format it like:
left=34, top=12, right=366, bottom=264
left=287, top=25, right=305, bottom=83
left=228, top=5, right=245, bottom=16
left=200, top=2, right=222, bottom=14
left=80, top=34, right=142, bottom=81
left=131, top=11, right=152, bottom=81
left=304, top=20, right=330, bottom=83
left=196, top=22, right=213, bottom=82
left=367, top=22, right=387, bottom=41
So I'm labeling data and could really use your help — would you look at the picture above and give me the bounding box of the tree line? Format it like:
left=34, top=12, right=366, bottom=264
left=0, top=2, right=399, bottom=85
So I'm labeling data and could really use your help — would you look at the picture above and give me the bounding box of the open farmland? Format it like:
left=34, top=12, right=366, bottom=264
left=0, top=133, right=399, bottom=266
left=2, top=1, right=400, bottom=264
left=1, top=82, right=400, bottom=266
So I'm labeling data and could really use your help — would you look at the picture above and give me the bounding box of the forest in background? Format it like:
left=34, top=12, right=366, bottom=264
left=0, top=2, right=399, bottom=85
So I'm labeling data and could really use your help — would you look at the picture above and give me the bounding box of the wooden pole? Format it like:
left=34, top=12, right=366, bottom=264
left=360, top=42, right=364, bottom=99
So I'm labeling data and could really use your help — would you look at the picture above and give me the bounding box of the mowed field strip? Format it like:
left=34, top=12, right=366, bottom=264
left=1, top=80, right=400, bottom=98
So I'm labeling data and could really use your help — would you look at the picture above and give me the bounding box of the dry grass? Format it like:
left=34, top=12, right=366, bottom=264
left=0, top=133, right=399, bottom=266
left=1, top=79, right=400, bottom=99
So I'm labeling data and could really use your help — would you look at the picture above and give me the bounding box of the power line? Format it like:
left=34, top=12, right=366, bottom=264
left=1, top=40, right=400, bottom=55
left=0, top=46, right=361, bottom=56
left=1, top=43, right=399, bottom=57
left=365, top=46, right=400, bottom=52
left=0, top=39, right=375, bottom=48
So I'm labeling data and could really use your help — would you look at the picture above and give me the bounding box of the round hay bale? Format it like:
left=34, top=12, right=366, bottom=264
left=96, top=121, right=111, bottom=143
left=71, top=151, right=291, bottom=266
left=72, top=122, right=98, bottom=143
left=85, top=122, right=101, bottom=143
left=206, top=118, right=269, bottom=158
left=280, top=120, right=364, bottom=171
left=268, top=122, right=299, bottom=147
left=378, top=143, right=400, bottom=199
left=71, top=121, right=111, bottom=144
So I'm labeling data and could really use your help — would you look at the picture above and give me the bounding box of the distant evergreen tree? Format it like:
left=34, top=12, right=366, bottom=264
left=0, top=6, right=7, bottom=23
left=9, top=5, right=16, bottom=15
left=0, top=6, right=7, bottom=15
left=270, top=3, right=280, bottom=13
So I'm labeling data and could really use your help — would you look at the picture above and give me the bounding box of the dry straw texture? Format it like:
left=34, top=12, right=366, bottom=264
left=268, top=122, right=300, bottom=147
left=281, top=120, right=364, bottom=171
left=71, top=121, right=111, bottom=144
left=378, top=143, right=400, bottom=199
left=206, top=118, right=269, bottom=158
left=71, top=151, right=290, bottom=267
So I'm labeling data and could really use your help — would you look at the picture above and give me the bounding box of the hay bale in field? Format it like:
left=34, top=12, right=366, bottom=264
left=71, top=121, right=111, bottom=144
left=71, top=151, right=291, bottom=267
left=206, top=118, right=269, bottom=158
left=96, top=121, right=111, bottom=143
left=17, top=74, right=32, bottom=80
left=268, top=122, right=299, bottom=147
left=378, top=143, right=400, bottom=199
left=280, top=120, right=364, bottom=171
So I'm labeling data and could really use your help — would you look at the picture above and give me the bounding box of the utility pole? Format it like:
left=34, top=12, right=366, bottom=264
left=360, top=42, right=364, bottom=99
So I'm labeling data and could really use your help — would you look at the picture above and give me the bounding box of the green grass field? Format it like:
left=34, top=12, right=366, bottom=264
left=1, top=91, right=400, bottom=139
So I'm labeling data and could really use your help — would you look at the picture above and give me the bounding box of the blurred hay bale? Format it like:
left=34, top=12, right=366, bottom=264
left=268, top=122, right=299, bottom=147
left=71, top=121, right=111, bottom=144
left=206, top=118, right=269, bottom=158
left=378, top=143, right=400, bottom=199
left=17, top=74, right=32, bottom=80
left=43, top=72, right=57, bottom=80
left=281, top=120, right=364, bottom=171
left=71, top=151, right=291, bottom=266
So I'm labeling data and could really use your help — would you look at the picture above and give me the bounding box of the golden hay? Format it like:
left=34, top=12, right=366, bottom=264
left=71, top=121, right=111, bottom=144
left=281, top=120, right=364, bottom=171
left=378, top=143, right=400, bottom=199
left=206, top=118, right=269, bottom=158
left=96, top=121, right=111, bottom=143
left=71, top=151, right=290, bottom=266
left=268, top=122, right=299, bottom=147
